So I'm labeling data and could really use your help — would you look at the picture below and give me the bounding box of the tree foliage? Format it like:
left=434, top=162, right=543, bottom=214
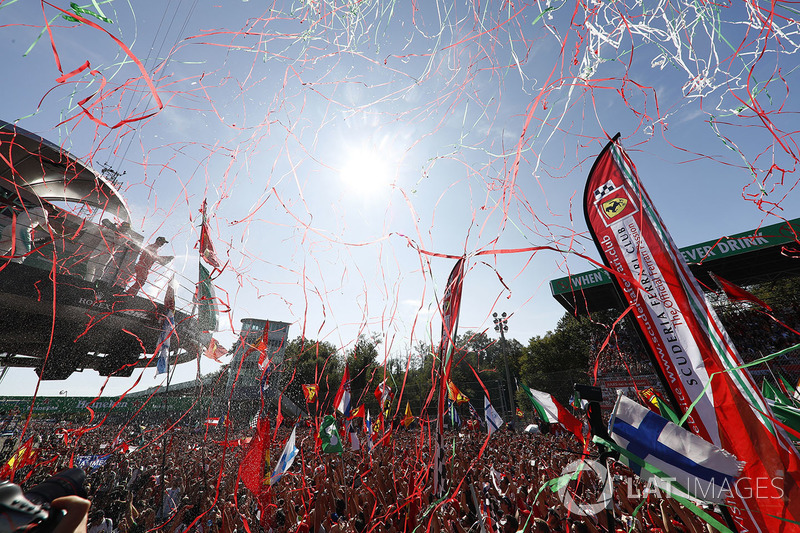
left=282, top=336, right=341, bottom=413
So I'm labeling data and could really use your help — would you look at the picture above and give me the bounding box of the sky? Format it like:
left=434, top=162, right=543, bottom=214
left=1, top=0, right=799, bottom=397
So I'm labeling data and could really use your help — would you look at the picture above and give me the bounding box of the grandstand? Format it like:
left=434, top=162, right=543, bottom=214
left=550, top=218, right=800, bottom=411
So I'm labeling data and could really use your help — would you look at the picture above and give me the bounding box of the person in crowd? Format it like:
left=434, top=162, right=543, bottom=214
left=87, top=509, right=113, bottom=533
left=3, top=416, right=723, bottom=533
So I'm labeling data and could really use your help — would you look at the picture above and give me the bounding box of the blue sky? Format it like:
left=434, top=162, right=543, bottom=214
left=1, top=0, right=798, bottom=396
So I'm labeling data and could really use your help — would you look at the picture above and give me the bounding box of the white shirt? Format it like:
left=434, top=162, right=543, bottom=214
left=87, top=517, right=113, bottom=533
left=0, top=206, right=49, bottom=261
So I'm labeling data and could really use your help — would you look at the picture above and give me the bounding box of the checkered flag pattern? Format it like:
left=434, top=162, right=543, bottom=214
left=433, top=429, right=448, bottom=497
left=593, top=180, right=616, bottom=200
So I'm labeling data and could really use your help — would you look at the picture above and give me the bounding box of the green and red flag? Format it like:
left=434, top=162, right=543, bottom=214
left=196, top=263, right=218, bottom=332
left=519, top=383, right=583, bottom=444
left=584, top=134, right=800, bottom=531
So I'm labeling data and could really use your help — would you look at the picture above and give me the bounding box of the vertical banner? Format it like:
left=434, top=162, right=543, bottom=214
left=438, top=256, right=466, bottom=384
left=584, top=134, right=800, bottom=531
left=196, top=263, right=218, bottom=332
left=434, top=256, right=466, bottom=497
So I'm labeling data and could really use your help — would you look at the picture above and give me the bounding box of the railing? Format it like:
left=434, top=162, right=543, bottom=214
left=1, top=212, right=195, bottom=313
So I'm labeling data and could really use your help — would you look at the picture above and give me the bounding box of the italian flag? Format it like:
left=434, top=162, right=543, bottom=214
left=520, top=383, right=584, bottom=443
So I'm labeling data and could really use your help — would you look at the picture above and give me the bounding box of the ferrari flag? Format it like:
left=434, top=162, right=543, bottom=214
left=302, top=384, right=318, bottom=403
left=447, top=380, right=469, bottom=404
left=584, top=134, right=800, bottom=531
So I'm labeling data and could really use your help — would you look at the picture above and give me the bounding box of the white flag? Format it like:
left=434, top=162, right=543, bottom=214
left=270, top=426, right=299, bottom=485
left=610, top=394, right=742, bottom=503
left=484, top=395, right=504, bottom=436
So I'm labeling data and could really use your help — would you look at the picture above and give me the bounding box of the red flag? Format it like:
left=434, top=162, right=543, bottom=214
left=350, top=405, right=365, bottom=418
left=584, top=135, right=800, bottom=531
left=199, top=201, right=222, bottom=269
left=203, top=339, right=227, bottom=361
left=0, top=437, right=35, bottom=479
left=638, top=387, right=662, bottom=414
left=447, top=380, right=469, bottom=404
left=302, top=384, right=318, bottom=403
left=435, top=256, right=466, bottom=497
left=333, top=366, right=351, bottom=417
left=437, top=257, right=466, bottom=381
left=373, top=382, right=394, bottom=408
left=709, top=272, right=772, bottom=311
left=239, top=416, right=271, bottom=496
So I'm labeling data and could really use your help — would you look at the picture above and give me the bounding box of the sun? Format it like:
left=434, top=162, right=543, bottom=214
left=340, top=146, right=394, bottom=195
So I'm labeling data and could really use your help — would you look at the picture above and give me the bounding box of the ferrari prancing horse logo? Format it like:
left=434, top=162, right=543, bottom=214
left=602, top=198, right=628, bottom=218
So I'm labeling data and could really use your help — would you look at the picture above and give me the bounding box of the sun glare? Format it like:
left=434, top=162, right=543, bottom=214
left=340, top=147, right=394, bottom=195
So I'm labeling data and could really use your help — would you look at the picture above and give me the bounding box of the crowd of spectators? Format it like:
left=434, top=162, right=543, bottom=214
left=594, top=300, right=800, bottom=379
left=2, top=415, right=724, bottom=533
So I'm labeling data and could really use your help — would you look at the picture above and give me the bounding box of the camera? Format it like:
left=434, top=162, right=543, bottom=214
left=0, top=468, right=86, bottom=533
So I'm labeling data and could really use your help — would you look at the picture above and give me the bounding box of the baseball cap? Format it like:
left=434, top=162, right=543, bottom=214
left=155, top=236, right=169, bottom=244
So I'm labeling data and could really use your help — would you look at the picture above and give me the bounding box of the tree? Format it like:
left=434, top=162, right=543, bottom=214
left=346, top=334, right=382, bottom=413
left=518, top=313, right=612, bottom=408
left=281, top=336, right=341, bottom=413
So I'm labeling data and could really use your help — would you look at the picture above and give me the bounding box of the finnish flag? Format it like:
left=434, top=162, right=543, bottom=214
left=484, top=396, right=504, bottom=437
left=610, top=394, right=742, bottom=503
left=270, top=425, right=299, bottom=485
